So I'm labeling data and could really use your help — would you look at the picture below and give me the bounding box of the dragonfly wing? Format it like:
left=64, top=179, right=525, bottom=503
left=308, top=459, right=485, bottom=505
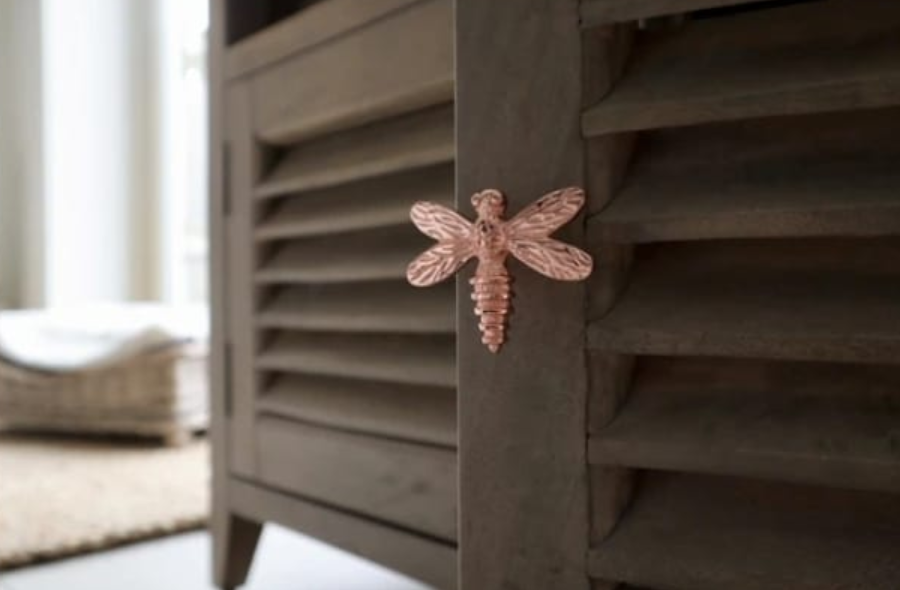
left=505, top=187, right=586, bottom=238
left=407, top=241, right=476, bottom=287
left=509, top=237, right=592, bottom=281
left=410, top=201, right=475, bottom=242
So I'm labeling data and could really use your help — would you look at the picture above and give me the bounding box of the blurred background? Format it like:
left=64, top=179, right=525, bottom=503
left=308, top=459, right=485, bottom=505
left=0, top=1, right=431, bottom=589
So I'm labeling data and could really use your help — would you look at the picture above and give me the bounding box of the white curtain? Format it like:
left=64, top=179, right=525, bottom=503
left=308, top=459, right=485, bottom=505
left=0, top=0, right=208, bottom=309
left=0, top=0, right=44, bottom=308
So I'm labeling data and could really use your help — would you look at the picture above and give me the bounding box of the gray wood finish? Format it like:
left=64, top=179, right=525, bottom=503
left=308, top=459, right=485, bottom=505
left=211, top=5, right=262, bottom=588
left=583, top=2, right=900, bottom=587
left=226, top=0, right=420, bottom=79
left=591, top=357, right=900, bottom=492
left=250, top=0, right=453, bottom=144
left=591, top=108, right=900, bottom=243
left=257, top=332, right=455, bottom=387
left=580, top=0, right=777, bottom=26
left=582, top=0, right=900, bottom=136
left=212, top=1, right=457, bottom=587
left=255, top=164, right=454, bottom=239
left=255, top=225, right=429, bottom=285
left=582, top=24, right=638, bottom=569
left=588, top=473, right=900, bottom=589
left=231, top=482, right=456, bottom=589
left=257, top=374, right=456, bottom=447
left=589, top=238, right=900, bottom=363
left=224, top=82, right=263, bottom=478
left=255, top=104, right=454, bottom=198
left=210, top=2, right=242, bottom=585
left=256, top=417, right=457, bottom=540
left=456, top=1, right=591, bottom=588
left=257, top=281, right=455, bottom=334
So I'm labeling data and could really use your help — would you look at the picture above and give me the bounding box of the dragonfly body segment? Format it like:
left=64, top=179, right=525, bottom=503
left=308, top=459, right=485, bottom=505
left=407, top=188, right=592, bottom=353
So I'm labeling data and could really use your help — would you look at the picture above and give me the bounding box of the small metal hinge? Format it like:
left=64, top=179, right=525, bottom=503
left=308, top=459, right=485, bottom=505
left=223, top=341, right=233, bottom=417
left=222, top=142, right=232, bottom=217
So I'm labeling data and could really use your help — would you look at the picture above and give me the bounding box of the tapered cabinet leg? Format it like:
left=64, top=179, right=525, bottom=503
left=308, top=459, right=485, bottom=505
left=213, top=512, right=263, bottom=589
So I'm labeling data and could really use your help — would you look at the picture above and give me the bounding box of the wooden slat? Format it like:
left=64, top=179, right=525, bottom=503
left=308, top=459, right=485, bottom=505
left=257, top=373, right=456, bottom=447
left=456, top=0, right=592, bottom=588
left=590, top=357, right=900, bottom=492
left=591, top=108, right=900, bottom=242
left=256, top=417, right=457, bottom=541
left=256, top=104, right=454, bottom=198
left=251, top=0, right=453, bottom=144
left=255, top=225, right=429, bottom=284
left=226, top=0, right=420, bottom=79
left=230, top=479, right=456, bottom=589
left=582, top=0, right=900, bottom=136
left=588, top=472, right=900, bottom=589
left=588, top=238, right=900, bottom=363
left=255, top=163, right=454, bottom=239
left=257, top=331, right=455, bottom=388
left=258, top=281, right=455, bottom=334
left=580, top=0, right=776, bottom=26
left=224, top=83, right=261, bottom=477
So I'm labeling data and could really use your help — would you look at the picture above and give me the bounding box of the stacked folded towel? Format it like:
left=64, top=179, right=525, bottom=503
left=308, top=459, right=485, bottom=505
left=0, top=303, right=209, bottom=372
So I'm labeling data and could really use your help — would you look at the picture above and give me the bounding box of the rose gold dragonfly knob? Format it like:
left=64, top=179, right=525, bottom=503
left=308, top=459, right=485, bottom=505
left=407, top=187, right=593, bottom=353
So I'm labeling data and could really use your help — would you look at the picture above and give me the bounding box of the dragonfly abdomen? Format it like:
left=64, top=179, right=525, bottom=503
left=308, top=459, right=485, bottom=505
left=470, top=265, right=511, bottom=353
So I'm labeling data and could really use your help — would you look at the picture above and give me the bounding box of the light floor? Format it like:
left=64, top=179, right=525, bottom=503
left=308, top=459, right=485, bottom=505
left=0, top=525, right=431, bottom=590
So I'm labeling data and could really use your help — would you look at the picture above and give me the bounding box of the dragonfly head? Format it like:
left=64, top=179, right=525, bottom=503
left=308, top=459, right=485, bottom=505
left=471, top=189, right=506, bottom=221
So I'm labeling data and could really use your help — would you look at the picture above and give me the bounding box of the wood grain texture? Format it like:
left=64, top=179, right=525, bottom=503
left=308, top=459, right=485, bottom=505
left=582, top=23, right=639, bottom=562
left=226, top=0, right=419, bottom=79
left=590, top=357, right=900, bottom=492
left=258, top=373, right=456, bottom=447
left=592, top=108, right=900, bottom=243
left=255, top=163, right=454, bottom=239
left=589, top=472, right=900, bottom=589
left=257, top=280, right=455, bottom=334
left=210, top=3, right=262, bottom=587
left=457, top=0, right=591, bottom=587
left=256, top=417, right=457, bottom=540
left=257, top=331, right=456, bottom=388
left=582, top=0, right=900, bottom=135
left=255, top=225, right=429, bottom=284
left=230, top=479, right=457, bottom=589
left=256, top=104, right=454, bottom=198
left=224, top=83, right=263, bottom=477
left=589, top=238, right=900, bottom=363
left=580, top=0, right=777, bottom=26
left=251, top=0, right=453, bottom=144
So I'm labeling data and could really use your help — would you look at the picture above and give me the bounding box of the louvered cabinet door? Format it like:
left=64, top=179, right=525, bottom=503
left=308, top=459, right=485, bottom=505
left=583, top=1, right=900, bottom=588
left=457, top=0, right=900, bottom=589
left=217, top=1, right=458, bottom=585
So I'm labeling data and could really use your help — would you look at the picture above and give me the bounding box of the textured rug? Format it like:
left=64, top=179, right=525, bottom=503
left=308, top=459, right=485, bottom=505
left=0, top=434, right=209, bottom=569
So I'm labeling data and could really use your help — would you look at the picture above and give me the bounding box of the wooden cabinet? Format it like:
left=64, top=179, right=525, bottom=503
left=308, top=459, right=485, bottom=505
left=210, top=1, right=456, bottom=588
left=213, top=1, right=900, bottom=589
left=458, top=1, right=900, bottom=589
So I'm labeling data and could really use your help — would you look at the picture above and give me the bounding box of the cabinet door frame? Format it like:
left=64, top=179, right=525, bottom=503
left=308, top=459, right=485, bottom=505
left=456, top=1, right=593, bottom=588
left=224, top=81, right=265, bottom=477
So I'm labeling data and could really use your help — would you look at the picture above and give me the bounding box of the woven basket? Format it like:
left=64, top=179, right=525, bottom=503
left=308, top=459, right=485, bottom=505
left=0, top=343, right=208, bottom=445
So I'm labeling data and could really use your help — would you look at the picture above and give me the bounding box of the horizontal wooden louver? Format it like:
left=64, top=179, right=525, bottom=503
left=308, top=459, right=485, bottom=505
left=249, top=99, right=457, bottom=540
left=590, top=108, right=900, bottom=243
left=590, top=357, right=900, bottom=492
left=256, top=417, right=457, bottom=541
left=589, top=238, right=900, bottom=364
left=582, top=0, right=900, bottom=136
left=583, top=1, right=900, bottom=588
left=248, top=0, right=453, bottom=144
left=589, top=473, right=900, bottom=590
left=220, top=2, right=457, bottom=586
left=257, top=374, right=456, bottom=447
